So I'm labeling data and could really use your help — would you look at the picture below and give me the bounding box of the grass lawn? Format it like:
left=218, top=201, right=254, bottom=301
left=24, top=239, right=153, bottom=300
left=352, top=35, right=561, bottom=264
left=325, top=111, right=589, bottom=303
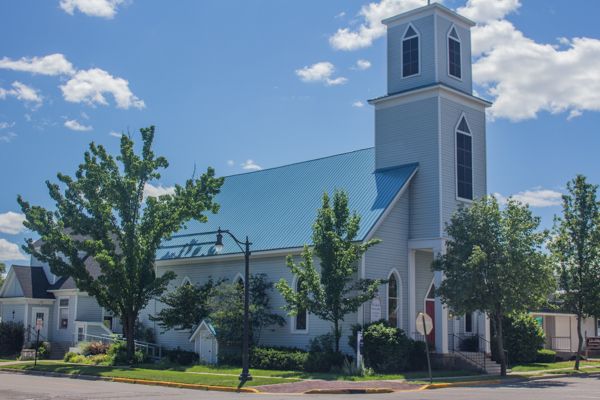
left=1, top=362, right=294, bottom=387
left=511, top=360, right=600, bottom=373
left=144, top=362, right=478, bottom=382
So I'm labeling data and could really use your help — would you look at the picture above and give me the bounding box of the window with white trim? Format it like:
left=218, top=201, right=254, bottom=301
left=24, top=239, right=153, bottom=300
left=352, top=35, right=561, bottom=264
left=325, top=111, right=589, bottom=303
left=465, top=312, right=473, bottom=333
left=456, top=116, right=473, bottom=200
left=59, top=298, right=69, bottom=329
left=388, top=273, right=400, bottom=327
left=294, top=278, right=308, bottom=332
left=448, top=26, right=461, bottom=79
left=402, top=25, right=419, bottom=77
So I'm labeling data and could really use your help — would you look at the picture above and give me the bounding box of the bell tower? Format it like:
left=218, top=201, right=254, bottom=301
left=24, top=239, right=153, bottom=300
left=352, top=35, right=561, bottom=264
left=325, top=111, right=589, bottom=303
left=369, top=2, right=490, bottom=240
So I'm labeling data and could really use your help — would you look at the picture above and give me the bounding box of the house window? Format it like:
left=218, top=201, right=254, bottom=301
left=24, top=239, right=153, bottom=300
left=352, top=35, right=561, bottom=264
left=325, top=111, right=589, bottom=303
left=388, top=273, right=399, bottom=327
left=294, top=278, right=308, bottom=332
left=402, top=25, right=419, bottom=77
left=456, top=116, right=473, bottom=200
left=465, top=313, right=473, bottom=333
left=59, top=298, right=69, bottom=329
left=448, top=27, right=462, bottom=79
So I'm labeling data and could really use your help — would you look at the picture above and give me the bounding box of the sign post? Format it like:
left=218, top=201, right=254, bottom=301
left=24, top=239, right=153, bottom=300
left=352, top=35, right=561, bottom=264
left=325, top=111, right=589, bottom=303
left=34, top=318, right=43, bottom=367
left=416, top=312, right=433, bottom=384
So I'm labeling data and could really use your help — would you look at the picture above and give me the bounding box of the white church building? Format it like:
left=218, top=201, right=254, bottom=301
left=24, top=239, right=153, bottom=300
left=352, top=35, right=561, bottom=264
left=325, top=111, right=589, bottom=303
left=1, top=3, right=496, bottom=369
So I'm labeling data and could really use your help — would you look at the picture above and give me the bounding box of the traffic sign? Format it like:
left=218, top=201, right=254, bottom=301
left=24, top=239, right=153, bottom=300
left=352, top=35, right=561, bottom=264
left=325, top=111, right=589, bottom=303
left=35, top=318, right=43, bottom=332
left=416, top=312, right=433, bottom=335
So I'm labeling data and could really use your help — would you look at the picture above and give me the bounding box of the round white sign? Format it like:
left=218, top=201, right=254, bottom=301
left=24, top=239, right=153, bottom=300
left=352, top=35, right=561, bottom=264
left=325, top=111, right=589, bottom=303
left=416, top=312, right=433, bottom=335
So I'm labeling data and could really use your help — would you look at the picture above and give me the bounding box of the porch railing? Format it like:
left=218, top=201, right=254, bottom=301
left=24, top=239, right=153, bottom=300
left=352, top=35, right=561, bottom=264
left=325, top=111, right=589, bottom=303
left=550, top=336, right=571, bottom=351
left=73, top=331, right=163, bottom=360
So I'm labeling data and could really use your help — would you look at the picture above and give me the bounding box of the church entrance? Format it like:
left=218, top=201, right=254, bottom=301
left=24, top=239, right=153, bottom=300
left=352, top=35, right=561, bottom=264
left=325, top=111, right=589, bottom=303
left=425, top=284, right=436, bottom=347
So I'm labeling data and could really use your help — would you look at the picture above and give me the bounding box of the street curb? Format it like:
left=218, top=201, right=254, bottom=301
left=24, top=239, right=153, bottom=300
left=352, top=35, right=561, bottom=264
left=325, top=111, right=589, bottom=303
left=303, top=388, right=395, bottom=394
left=0, top=368, right=259, bottom=393
left=422, top=379, right=504, bottom=389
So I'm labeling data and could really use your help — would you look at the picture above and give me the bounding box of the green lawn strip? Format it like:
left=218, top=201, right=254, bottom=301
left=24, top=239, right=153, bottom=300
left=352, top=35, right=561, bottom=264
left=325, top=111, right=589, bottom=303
left=144, top=363, right=476, bottom=382
left=511, top=360, right=600, bottom=373
left=1, top=362, right=293, bottom=387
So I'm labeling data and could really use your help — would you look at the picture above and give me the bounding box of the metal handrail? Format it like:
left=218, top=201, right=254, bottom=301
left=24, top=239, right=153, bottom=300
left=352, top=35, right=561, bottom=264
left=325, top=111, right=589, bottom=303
left=448, top=333, right=488, bottom=371
left=74, top=332, right=163, bottom=360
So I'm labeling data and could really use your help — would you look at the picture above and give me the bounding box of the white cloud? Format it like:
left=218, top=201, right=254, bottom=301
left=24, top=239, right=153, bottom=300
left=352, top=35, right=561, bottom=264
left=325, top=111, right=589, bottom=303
left=329, top=0, right=436, bottom=51
left=0, top=122, right=15, bottom=130
left=494, top=188, right=563, bottom=208
left=0, top=132, right=17, bottom=143
left=241, top=159, right=262, bottom=171
left=59, top=0, right=125, bottom=19
left=143, top=183, right=175, bottom=198
left=60, top=68, right=145, bottom=109
left=109, top=131, right=122, bottom=138
left=335, top=11, right=346, bottom=19
left=0, top=238, right=27, bottom=261
left=0, top=53, right=75, bottom=76
left=227, top=160, right=235, bottom=166
left=0, top=81, right=42, bottom=104
left=295, top=62, right=347, bottom=86
left=352, top=101, right=365, bottom=108
left=356, top=59, right=372, bottom=70
left=0, top=212, right=26, bottom=234
left=457, top=0, right=520, bottom=24
left=64, top=119, right=92, bottom=131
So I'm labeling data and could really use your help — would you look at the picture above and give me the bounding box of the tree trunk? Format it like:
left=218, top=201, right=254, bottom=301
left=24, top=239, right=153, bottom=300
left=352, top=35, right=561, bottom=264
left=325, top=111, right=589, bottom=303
left=333, top=319, right=340, bottom=353
left=575, top=314, right=583, bottom=370
left=125, top=314, right=136, bottom=364
left=494, top=314, right=507, bottom=376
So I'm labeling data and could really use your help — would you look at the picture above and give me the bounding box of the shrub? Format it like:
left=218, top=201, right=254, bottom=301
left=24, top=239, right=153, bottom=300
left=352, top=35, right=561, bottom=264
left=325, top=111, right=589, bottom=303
left=64, top=351, right=111, bottom=365
left=348, top=319, right=389, bottom=353
left=304, top=333, right=345, bottom=373
left=362, top=322, right=412, bottom=373
left=408, top=339, right=428, bottom=371
left=493, top=313, right=545, bottom=365
left=107, top=341, right=147, bottom=365
left=251, top=346, right=307, bottom=371
left=0, top=321, right=25, bottom=357
left=536, top=349, right=556, bottom=363
left=36, top=341, right=51, bottom=359
left=81, top=341, right=110, bottom=356
left=165, top=347, right=199, bottom=366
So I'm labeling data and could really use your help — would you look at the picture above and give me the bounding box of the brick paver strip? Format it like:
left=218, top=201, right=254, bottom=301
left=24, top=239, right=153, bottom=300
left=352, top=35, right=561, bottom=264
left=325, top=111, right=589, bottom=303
left=255, top=379, right=421, bottom=393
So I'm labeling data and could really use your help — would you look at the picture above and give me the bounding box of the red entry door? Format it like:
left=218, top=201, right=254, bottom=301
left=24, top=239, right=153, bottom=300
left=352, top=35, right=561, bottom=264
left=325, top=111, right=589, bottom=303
left=425, top=300, right=435, bottom=347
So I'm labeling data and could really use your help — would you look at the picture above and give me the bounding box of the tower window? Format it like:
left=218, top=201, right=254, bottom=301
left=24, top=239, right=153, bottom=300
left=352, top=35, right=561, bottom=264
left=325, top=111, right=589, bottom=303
left=402, top=25, right=419, bottom=77
left=456, top=116, right=473, bottom=200
left=448, top=27, right=462, bottom=79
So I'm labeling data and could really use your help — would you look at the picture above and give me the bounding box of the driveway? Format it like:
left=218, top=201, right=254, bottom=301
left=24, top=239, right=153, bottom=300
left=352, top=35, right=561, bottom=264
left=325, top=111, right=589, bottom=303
left=1, top=371, right=600, bottom=399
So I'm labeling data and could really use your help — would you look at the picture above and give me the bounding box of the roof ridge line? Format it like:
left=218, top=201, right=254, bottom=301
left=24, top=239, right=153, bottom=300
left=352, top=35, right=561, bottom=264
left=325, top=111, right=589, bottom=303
left=222, top=147, right=375, bottom=178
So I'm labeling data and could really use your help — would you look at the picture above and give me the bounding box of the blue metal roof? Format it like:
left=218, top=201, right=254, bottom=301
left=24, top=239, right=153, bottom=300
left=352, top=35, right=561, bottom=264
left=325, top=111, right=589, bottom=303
left=156, top=148, right=417, bottom=261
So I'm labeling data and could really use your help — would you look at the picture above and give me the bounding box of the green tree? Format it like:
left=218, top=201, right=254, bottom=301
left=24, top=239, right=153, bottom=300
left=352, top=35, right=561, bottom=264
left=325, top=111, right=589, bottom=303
left=433, top=196, right=553, bottom=376
left=150, top=278, right=222, bottom=332
left=0, top=262, right=5, bottom=288
left=276, top=191, right=382, bottom=353
left=550, top=175, right=600, bottom=370
left=210, top=274, right=285, bottom=348
left=17, top=126, right=223, bottom=362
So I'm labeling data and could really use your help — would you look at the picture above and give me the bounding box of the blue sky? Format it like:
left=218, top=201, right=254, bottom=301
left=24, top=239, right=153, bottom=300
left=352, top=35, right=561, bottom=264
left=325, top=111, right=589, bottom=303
left=1, top=0, right=599, bottom=264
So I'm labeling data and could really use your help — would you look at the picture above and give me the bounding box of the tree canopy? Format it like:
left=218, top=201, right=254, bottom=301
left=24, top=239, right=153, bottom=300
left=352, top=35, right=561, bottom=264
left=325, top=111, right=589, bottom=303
left=433, top=196, right=553, bottom=375
left=550, top=175, right=600, bottom=369
left=276, top=190, right=382, bottom=352
left=18, top=126, right=223, bottom=361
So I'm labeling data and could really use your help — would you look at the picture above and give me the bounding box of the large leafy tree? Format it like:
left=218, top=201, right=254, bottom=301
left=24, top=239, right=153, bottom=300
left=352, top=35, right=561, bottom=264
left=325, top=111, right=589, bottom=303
left=17, top=126, right=223, bottom=362
left=276, top=191, right=382, bottom=352
left=433, top=196, right=553, bottom=376
left=150, top=278, right=221, bottom=332
left=209, top=274, right=285, bottom=348
left=0, top=262, right=5, bottom=288
left=550, top=175, right=600, bottom=370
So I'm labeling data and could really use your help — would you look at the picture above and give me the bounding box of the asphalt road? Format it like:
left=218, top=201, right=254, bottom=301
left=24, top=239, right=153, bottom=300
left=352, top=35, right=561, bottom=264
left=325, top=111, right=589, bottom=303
left=1, top=372, right=600, bottom=400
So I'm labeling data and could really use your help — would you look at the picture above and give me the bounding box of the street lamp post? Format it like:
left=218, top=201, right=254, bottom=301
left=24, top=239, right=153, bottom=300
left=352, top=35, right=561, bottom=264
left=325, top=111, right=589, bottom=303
left=214, top=227, right=252, bottom=383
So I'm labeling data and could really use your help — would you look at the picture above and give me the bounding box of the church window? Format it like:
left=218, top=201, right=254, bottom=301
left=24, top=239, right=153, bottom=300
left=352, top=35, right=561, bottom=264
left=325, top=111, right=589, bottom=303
left=448, top=26, right=462, bottom=79
left=402, top=25, right=420, bottom=77
left=456, top=116, right=473, bottom=200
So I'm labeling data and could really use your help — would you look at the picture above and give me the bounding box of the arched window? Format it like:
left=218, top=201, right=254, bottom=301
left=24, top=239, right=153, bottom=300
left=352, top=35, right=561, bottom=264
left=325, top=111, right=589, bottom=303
left=293, top=278, right=308, bottom=332
left=448, top=26, right=462, bottom=79
left=402, top=24, right=420, bottom=77
left=456, top=115, right=473, bottom=200
left=388, top=272, right=400, bottom=327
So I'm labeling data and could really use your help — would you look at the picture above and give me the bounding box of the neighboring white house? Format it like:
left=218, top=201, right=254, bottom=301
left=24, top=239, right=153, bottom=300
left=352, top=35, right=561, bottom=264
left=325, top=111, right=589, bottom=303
left=2, top=3, right=496, bottom=367
left=530, top=311, right=599, bottom=356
